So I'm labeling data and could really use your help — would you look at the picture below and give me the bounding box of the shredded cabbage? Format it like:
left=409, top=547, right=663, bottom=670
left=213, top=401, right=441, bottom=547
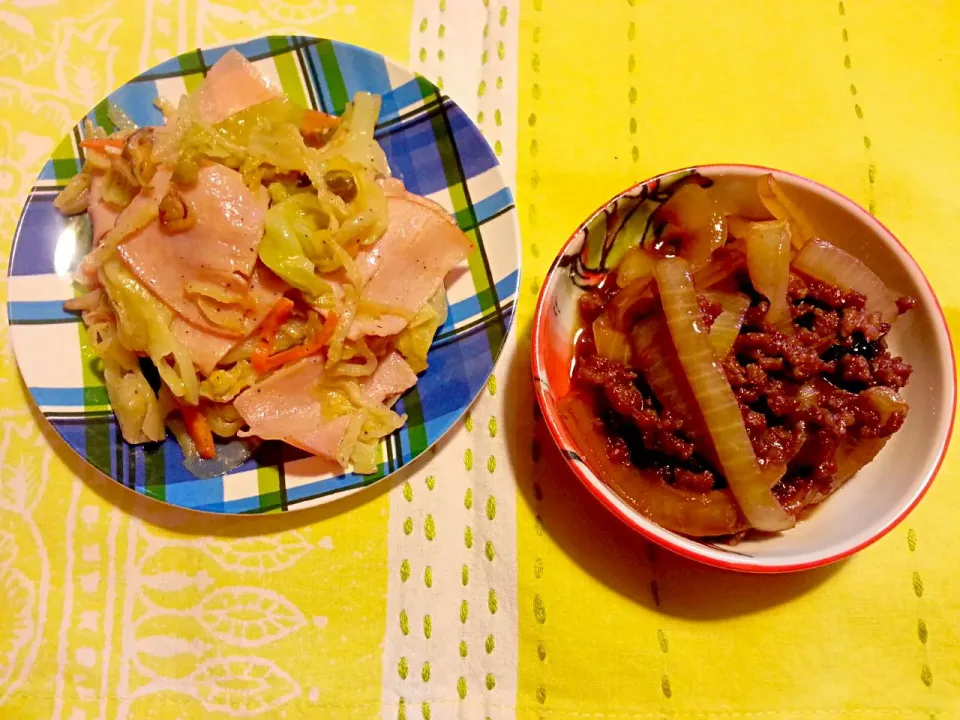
left=74, top=289, right=165, bottom=444
left=314, top=377, right=406, bottom=472
left=103, top=359, right=166, bottom=443
left=199, top=360, right=257, bottom=403
left=395, top=289, right=448, bottom=373
left=101, top=258, right=199, bottom=405
left=260, top=193, right=334, bottom=297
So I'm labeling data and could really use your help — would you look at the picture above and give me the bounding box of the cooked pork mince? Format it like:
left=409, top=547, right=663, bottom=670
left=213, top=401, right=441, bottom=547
left=562, top=173, right=914, bottom=538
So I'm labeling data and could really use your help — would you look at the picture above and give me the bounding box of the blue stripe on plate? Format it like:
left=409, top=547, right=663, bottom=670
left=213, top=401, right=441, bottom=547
left=303, top=43, right=335, bottom=113
left=219, top=495, right=266, bottom=513
left=444, top=270, right=519, bottom=327
left=446, top=103, right=499, bottom=181
left=378, top=79, right=429, bottom=124
left=472, top=187, right=514, bottom=225
left=10, top=196, right=74, bottom=276
left=165, top=476, right=227, bottom=510
left=30, top=388, right=88, bottom=407
left=334, top=43, right=392, bottom=101
left=107, top=81, right=165, bottom=128
left=8, top=301, right=76, bottom=323
left=138, top=55, right=182, bottom=79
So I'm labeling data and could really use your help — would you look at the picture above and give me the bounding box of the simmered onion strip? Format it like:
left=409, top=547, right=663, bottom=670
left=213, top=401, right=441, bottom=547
left=608, top=276, right=655, bottom=330
left=743, top=220, right=793, bottom=327
left=704, top=291, right=750, bottom=359
left=757, top=174, right=817, bottom=249
left=616, top=247, right=658, bottom=288
left=656, top=184, right=727, bottom=270
left=834, top=437, right=889, bottom=488
left=654, top=257, right=794, bottom=532
left=592, top=312, right=631, bottom=365
left=631, top=314, right=700, bottom=431
left=560, top=392, right=748, bottom=537
left=793, top=238, right=899, bottom=323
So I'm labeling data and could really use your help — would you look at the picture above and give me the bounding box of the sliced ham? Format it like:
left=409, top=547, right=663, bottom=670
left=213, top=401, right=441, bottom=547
left=195, top=49, right=283, bottom=125
left=118, top=164, right=268, bottom=336
left=172, top=265, right=288, bottom=375
left=87, top=173, right=121, bottom=245
left=349, top=195, right=472, bottom=339
left=234, top=351, right=417, bottom=462
left=364, top=351, right=419, bottom=405
left=378, top=177, right=458, bottom=226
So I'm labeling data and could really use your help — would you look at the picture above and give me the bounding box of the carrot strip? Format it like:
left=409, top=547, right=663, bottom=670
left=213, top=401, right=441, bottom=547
left=179, top=404, right=216, bottom=459
left=80, top=138, right=124, bottom=151
left=301, top=109, right=340, bottom=134
left=256, top=312, right=339, bottom=373
left=251, top=297, right=295, bottom=374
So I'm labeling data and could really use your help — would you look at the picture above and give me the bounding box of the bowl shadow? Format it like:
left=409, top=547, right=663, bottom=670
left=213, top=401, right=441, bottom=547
left=22, top=373, right=451, bottom=538
left=504, top=320, right=843, bottom=621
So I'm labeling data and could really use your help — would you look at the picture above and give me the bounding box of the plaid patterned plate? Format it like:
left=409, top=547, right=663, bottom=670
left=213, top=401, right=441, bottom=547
left=7, top=36, right=520, bottom=514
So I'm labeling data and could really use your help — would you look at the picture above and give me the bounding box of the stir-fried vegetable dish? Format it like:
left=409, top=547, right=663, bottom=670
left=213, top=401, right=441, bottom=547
left=55, top=50, right=473, bottom=477
left=564, top=173, right=915, bottom=538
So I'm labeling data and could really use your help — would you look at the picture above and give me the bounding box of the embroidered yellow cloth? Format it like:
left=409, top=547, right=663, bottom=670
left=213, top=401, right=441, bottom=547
left=0, top=2, right=956, bottom=719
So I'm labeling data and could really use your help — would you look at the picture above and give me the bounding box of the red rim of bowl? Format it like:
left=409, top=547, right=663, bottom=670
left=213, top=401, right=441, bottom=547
left=531, top=163, right=957, bottom=574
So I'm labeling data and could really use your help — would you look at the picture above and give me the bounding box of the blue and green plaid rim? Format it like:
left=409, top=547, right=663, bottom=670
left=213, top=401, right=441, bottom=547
left=7, top=36, right=521, bottom=514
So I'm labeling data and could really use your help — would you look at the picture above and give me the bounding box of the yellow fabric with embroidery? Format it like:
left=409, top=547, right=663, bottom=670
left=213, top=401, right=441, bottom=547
left=0, top=1, right=958, bottom=720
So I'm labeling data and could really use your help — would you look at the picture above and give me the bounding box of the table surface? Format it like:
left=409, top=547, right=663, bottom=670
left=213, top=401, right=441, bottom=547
left=1, top=1, right=958, bottom=719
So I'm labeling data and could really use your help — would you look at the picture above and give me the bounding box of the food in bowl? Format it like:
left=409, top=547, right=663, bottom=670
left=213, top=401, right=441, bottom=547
left=54, top=49, right=473, bottom=478
left=561, top=172, right=915, bottom=539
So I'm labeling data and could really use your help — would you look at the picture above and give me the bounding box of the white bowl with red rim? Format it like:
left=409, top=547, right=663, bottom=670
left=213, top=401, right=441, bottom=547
left=531, top=164, right=956, bottom=573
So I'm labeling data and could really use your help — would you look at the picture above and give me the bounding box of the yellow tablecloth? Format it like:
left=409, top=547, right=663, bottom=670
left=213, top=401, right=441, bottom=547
left=1, top=1, right=958, bottom=719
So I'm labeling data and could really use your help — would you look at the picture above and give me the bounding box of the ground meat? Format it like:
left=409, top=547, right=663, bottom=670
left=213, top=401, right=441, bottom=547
left=871, top=354, right=912, bottom=389
left=571, top=267, right=916, bottom=529
left=674, top=467, right=715, bottom=492
left=840, top=354, right=873, bottom=384
left=574, top=355, right=696, bottom=462
left=698, top=295, right=723, bottom=329
left=578, top=290, right=608, bottom=323
left=896, top=296, right=917, bottom=314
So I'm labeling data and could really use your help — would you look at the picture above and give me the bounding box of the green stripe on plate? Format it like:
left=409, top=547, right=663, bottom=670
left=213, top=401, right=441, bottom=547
left=257, top=465, right=283, bottom=511
left=315, top=40, right=349, bottom=113
left=425, top=102, right=504, bottom=358
left=143, top=443, right=166, bottom=501
left=179, top=49, right=206, bottom=92
left=399, top=386, right=429, bottom=462
left=51, top=135, right=78, bottom=183
left=93, top=99, right=117, bottom=135
left=268, top=37, right=308, bottom=107
left=76, top=315, right=112, bottom=476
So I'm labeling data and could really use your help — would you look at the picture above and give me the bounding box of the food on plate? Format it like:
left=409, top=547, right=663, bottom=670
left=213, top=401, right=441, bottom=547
left=565, top=174, right=914, bottom=539
left=56, top=50, right=473, bottom=477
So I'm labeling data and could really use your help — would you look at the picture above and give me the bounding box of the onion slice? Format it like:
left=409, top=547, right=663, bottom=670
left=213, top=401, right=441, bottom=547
left=656, top=184, right=727, bottom=270
left=793, top=238, right=899, bottom=323
left=616, top=247, right=658, bottom=288
left=691, top=248, right=745, bottom=289
left=703, top=291, right=750, bottom=359
left=757, top=174, right=817, bottom=249
left=608, top=276, right=656, bottom=330
left=631, top=314, right=702, bottom=431
left=743, top=220, right=793, bottom=327
left=654, top=257, right=794, bottom=532
left=592, top=312, right=632, bottom=365
left=559, top=391, right=748, bottom=537
left=833, top=437, right=888, bottom=488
